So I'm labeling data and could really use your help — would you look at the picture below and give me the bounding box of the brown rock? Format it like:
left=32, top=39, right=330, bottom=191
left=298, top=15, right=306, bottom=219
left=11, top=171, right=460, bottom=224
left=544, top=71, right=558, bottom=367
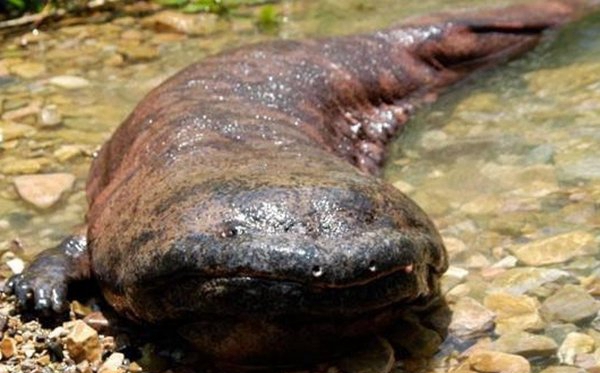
left=484, top=292, right=544, bottom=334
left=13, top=173, right=76, bottom=209
left=0, top=337, right=16, bottom=359
left=141, top=11, right=221, bottom=36
left=493, top=331, right=558, bottom=357
left=541, top=285, right=600, bottom=323
left=468, top=350, right=531, bottom=373
left=557, top=332, right=595, bottom=365
left=510, top=231, right=596, bottom=266
left=64, top=320, right=102, bottom=363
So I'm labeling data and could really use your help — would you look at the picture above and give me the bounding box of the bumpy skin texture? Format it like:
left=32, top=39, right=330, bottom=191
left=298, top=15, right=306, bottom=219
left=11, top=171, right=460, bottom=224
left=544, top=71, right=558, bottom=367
left=6, top=0, right=595, bottom=365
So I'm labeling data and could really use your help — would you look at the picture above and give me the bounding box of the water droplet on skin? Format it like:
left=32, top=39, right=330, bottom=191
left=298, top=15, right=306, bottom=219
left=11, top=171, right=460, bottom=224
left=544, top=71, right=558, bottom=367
left=312, top=265, right=323, bottom=278
left=404, top=264, right=413, bottom=274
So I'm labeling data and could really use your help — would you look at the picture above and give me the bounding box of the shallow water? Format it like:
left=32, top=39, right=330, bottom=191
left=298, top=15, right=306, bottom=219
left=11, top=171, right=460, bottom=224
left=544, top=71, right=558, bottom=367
left=0, top=0, right=599, bottom=372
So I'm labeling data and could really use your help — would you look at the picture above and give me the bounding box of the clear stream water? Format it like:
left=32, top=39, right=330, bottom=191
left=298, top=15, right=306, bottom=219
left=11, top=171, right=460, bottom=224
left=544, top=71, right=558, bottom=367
left=0, top=0, right=599, bottom=371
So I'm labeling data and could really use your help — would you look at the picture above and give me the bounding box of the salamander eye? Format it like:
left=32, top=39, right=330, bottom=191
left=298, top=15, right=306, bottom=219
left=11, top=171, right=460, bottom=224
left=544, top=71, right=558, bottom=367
left=368, top=260, right=377, bottom=272
left=311, top=265, right=323, bottom=278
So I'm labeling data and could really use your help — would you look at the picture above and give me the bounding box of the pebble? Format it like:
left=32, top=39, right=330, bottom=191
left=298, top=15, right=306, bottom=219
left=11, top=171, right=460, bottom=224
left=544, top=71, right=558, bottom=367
left=493, top=331, right=558, bottom=357
left=39, top=105, right=63, bottom=127
left=539, top=367, right=586, bottom=373
left=5, top=257, right=24, bottom=274
left=560, top=157, right=600, bottom=180
left=120, top=45, right=159, bottom=62
left=484, top=292, right=544, bottom=334
left=1, top=158, right=44, bottom=174
left=557, top=332, right=595, bottom=365
left=48, top=75, right=90, bottom=89
left=449, top=297, right=496, bottom=339
left=13, top=173, right=76, bottom=209
left=0, top=337, right=16, bottom=359
left=53, top=145, right=84, bottom=162
left=9, top=62, right=46, bottom=79
left=141, top=11, right=221, bottom=35
left=336, top=337, right=395, bottom=373
left=64, top=320, right=102, bottom=363
left=490, top=267, right=572, bottom=295
left=2, top=99, right=42, bottom=121
left=0, top=122, right=36, bottom=141
left=98, top=352, right=124, bottom=373
left=541, top=285, right=600, bottom=323
left=525, top=144, right=555, bottom=165
left=467, top=350, right=531, bottom=373
left=510, top=231, right=596, bottom=266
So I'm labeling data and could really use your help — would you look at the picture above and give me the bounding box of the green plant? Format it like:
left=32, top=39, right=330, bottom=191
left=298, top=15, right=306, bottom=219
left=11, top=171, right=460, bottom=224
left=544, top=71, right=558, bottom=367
left=256, top=4, right=279, bottom=33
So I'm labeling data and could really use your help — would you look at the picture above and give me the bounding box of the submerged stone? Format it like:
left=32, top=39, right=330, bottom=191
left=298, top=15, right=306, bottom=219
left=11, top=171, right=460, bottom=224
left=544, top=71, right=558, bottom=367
left=557, top=332, right=595, bottom=365
left=510, top=231, right=596, bottom=266
left=483, top=292, right=544, bottom=334
left=541, top=285, right=600, bottom=323
left=493, top=331, right=558, bottom=358
left=13, top=173, right=75, bottom=209
left=449, top=297, right=495, bottom=339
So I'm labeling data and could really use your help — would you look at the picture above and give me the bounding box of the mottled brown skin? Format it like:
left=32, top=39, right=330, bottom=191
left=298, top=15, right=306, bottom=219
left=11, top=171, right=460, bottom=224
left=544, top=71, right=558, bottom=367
left=5, top=0, right=596, bottom=365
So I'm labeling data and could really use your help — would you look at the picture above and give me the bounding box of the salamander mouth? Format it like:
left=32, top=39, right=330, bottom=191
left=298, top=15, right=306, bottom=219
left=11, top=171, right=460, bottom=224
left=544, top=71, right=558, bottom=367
left=128, top=262, right=438, bottom=323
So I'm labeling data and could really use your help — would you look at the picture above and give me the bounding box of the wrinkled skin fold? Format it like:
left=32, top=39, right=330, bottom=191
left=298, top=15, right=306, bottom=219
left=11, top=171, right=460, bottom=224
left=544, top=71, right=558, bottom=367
left=5, top=0, right=598, bottom=365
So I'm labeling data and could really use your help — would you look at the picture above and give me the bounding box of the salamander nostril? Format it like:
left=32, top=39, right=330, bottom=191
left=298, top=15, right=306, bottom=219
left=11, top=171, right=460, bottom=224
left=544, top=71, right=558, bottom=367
left=311, top=265, right=323, bottom=278
left=368, top=260, right=377, bottom=272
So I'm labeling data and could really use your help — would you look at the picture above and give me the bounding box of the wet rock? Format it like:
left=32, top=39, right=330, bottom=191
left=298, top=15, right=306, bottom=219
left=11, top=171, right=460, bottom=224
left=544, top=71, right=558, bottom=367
left=560, top=157, right=600, bottom=180
left=9, top=62, right=46, bottom=79
left=120, top=45, right=159, bottom=62
left=490, top=268, right=572, bottom=295
left=98, top=352, right=124, bottom=373
left=141, top=11, right=221, bottom=36
left=48, top=75, right=90, bottom=89
left=0, top=337, right=16, bottom=359
left=557, top=332, right=595, bottom=365
left=541, top=285, right=600, bottom=323
left=121, top=29, right=143, bottom=41
left=493, top=331, right=558, bottom=357
left=545, top=324, right=579, bottom=345
left=53, top=145, right=84, bottom=162
left=64, top=320, right=102, bottom=363
left=483, top=292, right=544, bottom=334
left=442, top=266, right=469, bottom=293
left=539, top=367, right=586, bottom=373
left=39, top=105, right=62, bottom=127
left=420, top=130, right=451, bottom=150
left=104, top=53, right=125, bottom=67
left=2, top=100, right=42, bottom=122
left=525, top=144, right=555, bottom=165
left=510, top=231, right=596, bottom=266
left=0, top=122, right=36, bottom=141
left=449, top=297, right=495, bottom=339
left=336, top=338, right=395, bottom=373
left=467, top=350, right=530, bottom=373
left=13, top=173, right=75, bottom=209
left=1, top=158, right=44, bottom=175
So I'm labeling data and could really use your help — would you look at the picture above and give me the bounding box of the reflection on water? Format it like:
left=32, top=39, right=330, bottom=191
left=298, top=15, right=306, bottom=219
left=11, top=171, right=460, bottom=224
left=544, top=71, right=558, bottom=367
left=0, top=0, right=598, bottom=372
